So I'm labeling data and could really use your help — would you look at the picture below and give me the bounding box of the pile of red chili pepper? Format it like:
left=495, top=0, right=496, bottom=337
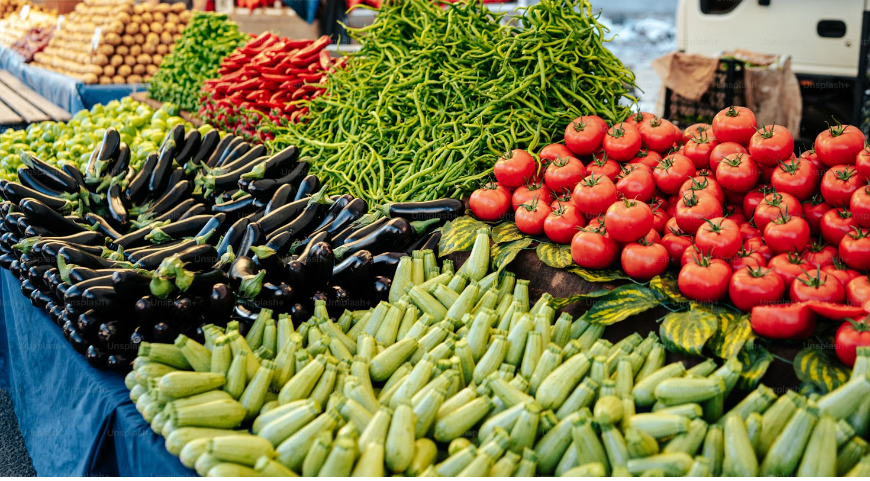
left=198, top=32, right=339, bottom=143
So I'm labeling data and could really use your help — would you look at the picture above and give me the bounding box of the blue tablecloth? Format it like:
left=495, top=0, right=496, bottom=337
left=0, top=269, right=194, bottom=477
left=0, top=47, right=146, bottom=114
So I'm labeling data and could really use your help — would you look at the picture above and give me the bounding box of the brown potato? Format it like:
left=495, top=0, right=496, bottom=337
left=103, top=65, right=116, bottom=76
left=152, top=53, right=163, bottom=66
left=125, top=22, right=139, bottom=35
left=122, top=34, right=134, bottom=46
left=97, top=44, right=114, bottom=56
left=155, top=3, right=170, bottom=13
left=167, top=13, right=179, bottom=23
left=143, top=75, right=152, bottom=83
left=99, top=75, right=112, bottom=85
left=146, top=33, right=160, bottom=45
left=127, top=74, right=143, bottom=84
left=141, top=12, right=153, bottom=23
left=92, top=53, right=109, bottom=66
left=133, top=4, right=144, bottom=14
left=150, top=22, right=163, bottom=34
left=124, top=55, right=136, bottom=66
left=142, top=43, right=156, bottom=54
left=115, top=45, right=129, bottom=56
left=104, top=32, right=121, bottom=46
left=129, top=45, right=141, bottom=57
left=132, top=64, right=145, bottom=75
left=117, top=64, right=132, bottom=77
left=178, top=10, right=191, bottom=23
left=110, top=54, right=123, bottom=67
left=170, top=2, right=186, bottom=12
left=136, top=53, right=152, bottom=65
left=164, top=22, right=176, bottom=34
left=160, top=32, right=173, bottom=44
left=172, top=33, right=181, bottom=42
left=139, top=24, right=149, bottom=35
left=112, top=75, right=126, bottom=84
left=131, top=14, right=142, bottom=23
left=134, top=33, right=145, bottom=44
left=153, top=12, right=165, bottom=23
left=83, top=73, right=98, bottom=84
left=155, top=44, right=168, bottom=55
left=145, top=64, right=158, bottom=75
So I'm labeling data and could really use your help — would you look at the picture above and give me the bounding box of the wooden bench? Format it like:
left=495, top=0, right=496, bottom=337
left=0, top=70, right=71, bottom=127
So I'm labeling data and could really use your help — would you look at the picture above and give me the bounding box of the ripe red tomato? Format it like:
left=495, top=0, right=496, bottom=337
left=544, top=203, right=586, bottom=244
left=768, top=252, right=811, bottom=288
left=802, top=241, right=838, bottom=268
left=604, top=199, right=653, bottom=243
left=840, top=227, right=870, bottom=271
left=615, top=165, right=656, bottom=203
left=551, top=190, right=574, bottom=210
left=715, top=153, right=760, bottom=193
left=857, top=144, right=870, bottom=182
left=587, top=154, right=621, bottom=182
left=653, top=153, right=696, bottom=195
left=802, top=194, right=832, bottom=236
left=723, top=204, right=748, bottom=225
left=539, top=143, right=574, bottom=162
left=683, top=123, right=712, bottom=145
left=820, top=207, right=858, bottom=245
left=711, top=106, right=757, bottom=146
left=749, top=124, right=794, bottom=167
left=678, top=256, right=732, bottom=302
left=745, top=236, right=774, bottom=262
left=815, top=122, right=866, bottom=167
left=641, top=228, right=661, bottom=244
left=754, top=192, right=803, bottom=231
left=573, top=174, right=617, bottom=216
left=565, top=116, right=608, bottom=156
left=835, top=315, right=870, bottom=367
left=679, top=176, right=725, bottom=206
left=846, top=276, right=870, bottom=308
left=729, top=266, right=785, bottom=312
left=790, top=267, right=845, bottom=304
left=730, top=246, right=767, bottom=271
left=800, top=148, right=825, bottom=176
left=742, top=184, right=775, bottom=219
left=661, top=230, right=693, bottom=265
left=621, top=241, right=669, bottom=280
left=571, top=228, right=620, bottom=269
left=821, top=165, right=862, bottom=207
left=602, top=123, right=642, bottom=162
left=638, top=117, right=679, bottom=153
left=515, top=199, right=552, bottom=235
left=695, top=217, right=741, bottom=259
left=851, top=185, right=870, bottom=228
left=544, top=157, right=587, bottom=196
left=709, top=142, right=748, bottom=175
left=739, top=222, right=762, bottom=241
left=512, top=180, right=554, bottom=211
left=770, top=157, right=818, bottom=201
left=675, top=191, right=724, bottom=234
left=494, top=149, right=537, bottom=188
left=683, top=132, right=719, bottom=170
left=469, top=182, right=511, bottom=221
left=763, top=213, right=810, bottom=254
left=628, top=149, right=662, bottom=170
left=652, top=205, right=670, bottom=234
left=624, top=111, right=656, bottom=126
left=823, top=259, right=862, bottom=286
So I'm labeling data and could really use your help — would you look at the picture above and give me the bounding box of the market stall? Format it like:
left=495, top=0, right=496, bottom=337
left=0, top=0, right=868, bottom=477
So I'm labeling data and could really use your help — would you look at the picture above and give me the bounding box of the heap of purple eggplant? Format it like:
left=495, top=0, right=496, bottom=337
left=0, top=123, right=464, bottom=374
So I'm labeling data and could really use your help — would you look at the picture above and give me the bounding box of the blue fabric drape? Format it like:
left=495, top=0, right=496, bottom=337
left=283, top=0, right=320, bottom=23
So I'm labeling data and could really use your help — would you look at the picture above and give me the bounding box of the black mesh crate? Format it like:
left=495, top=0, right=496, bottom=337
left=663, top=57, right=745, bottom=129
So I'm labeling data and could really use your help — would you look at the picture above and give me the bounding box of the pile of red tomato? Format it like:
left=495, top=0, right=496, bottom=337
left=469, top=106, right=870, bottom=366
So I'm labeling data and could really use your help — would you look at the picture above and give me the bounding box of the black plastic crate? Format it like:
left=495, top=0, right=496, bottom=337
left=663, top=57, right=745, bottom=128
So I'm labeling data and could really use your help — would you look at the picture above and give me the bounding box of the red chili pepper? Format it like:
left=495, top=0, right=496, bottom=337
left=214, top=82, right=233, bottom=94
left=283, top=39, right=314, bottom=50
left=294, top=35, right=330, bottom=59
left=219, top=69, right=248, bottom=83
left=333, top=57, right=348, bottom=70
left=751, top=302, right=816, bottom=340
left=228, top=77, right=262, bottom=92
left=307, top=62, right=320, bottom=73
left=290, top=53, right=321, bottom=68
left=287, top=67, right=309, bottom=75
left=310, top=90, right=323, bottom=100
left=270, top=91, right=288, bottom=102
left=298, top=72, right=323, bottom=82
left=246, top=90, right=270, bottom=101
left=240, top=32, right=275, bottom=55
left=319, top=50, right=331, bottom=71
left=262, top=73, right=296, bottom=83
left=291, top=88, right=308, bottom=101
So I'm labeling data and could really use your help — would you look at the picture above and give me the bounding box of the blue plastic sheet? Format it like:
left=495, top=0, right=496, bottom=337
left=283, top=0, right=319, bottom=23
left=0, top=269, right=194, bottom=476
left=0, top=47, right=146, bottom=115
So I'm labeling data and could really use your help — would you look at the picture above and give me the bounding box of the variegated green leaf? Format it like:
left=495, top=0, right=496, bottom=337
left=736, top=340, right=774, bottom=390
left=649, top=273, right=688, bottom=304
left=582, top=285, right=660, bottom=325
left=659, top=306, right=719, bottom=357
left=536, top=242, right=573, bottom=269
left=438, top=216, right=486, bottom=257
left=491, top=237, right=532, bottom=272
left=793, top=347, right=851, bottom=394
left=566, top=265, right=631, bottom=283
left=550, top=289, right=612, bottom=310
left=706, top=310, right=753, bottom=360
left=491, top=222, right=525, bottom=244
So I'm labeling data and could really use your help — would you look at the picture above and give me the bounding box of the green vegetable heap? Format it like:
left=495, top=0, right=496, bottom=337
left=148, top=12, right=249, bottom=112
left=0, top=98, right=194, bottom=181
left=270, top=0, right=637, bottom=206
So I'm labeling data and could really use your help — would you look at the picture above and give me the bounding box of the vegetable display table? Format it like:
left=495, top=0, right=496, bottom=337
left=0, top=270, right=193, bottom=476
left=0, top=47, right=145, bottom=115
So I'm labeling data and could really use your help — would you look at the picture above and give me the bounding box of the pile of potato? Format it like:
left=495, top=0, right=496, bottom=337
left=0, top=0, right=56, bottom=19
left=32, top=0, right=189, bottom=85
left=0, top=10, right=57, bottom=49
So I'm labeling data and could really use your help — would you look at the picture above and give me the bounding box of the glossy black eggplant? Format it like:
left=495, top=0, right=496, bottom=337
left=98, top=127, right=121, bottom=161
left=404, top=230, right=442, bottom=256
left=21, top=153, right=78, bottom=193
left=206, top=283, right=233, bottom=326
left=384, top=199, right=464, bottom=222
left=125, top=153, right=157, bottom=203
left=233, top=303, right=259, bottom=324
left=152, top=321, right=179, bottom=343
left=48, top=303, right=64, bottom=326
left=64, top=275, right=115, bottom=305
left=190, top=130, right=219, bottom=166
left=19, top=198, right=89, bottom=236
left=76, top=309, right=104, bottom=339
left=148, top=142, right=176, bottom=196
left=175, top=130, right=201, bottom=164
left=68, top=330, right=90, bottom=355
left=179, top=203, right=207, bottom=221
left=150, top=199, right=195, bottom=225
left=293, top=198, right=366, bottom=254
left=255, top=282, right=294, bottom=311
left=57, top=246, right=118, bottom=270
left=98, top=320, right=133, bottom=346
left=211, top=194, right=261, bottom=220
left=229, top=256, right=267, bottom=299
left=208, top=156, right=267, bottom=194
left=173, top=296, right=205, bottom=326
left=145, top=215, right=214, bottom=244
left=35, top=231, right=106, bottom=248
left=29, top=288, right=52, bottom=309
left=215, top=139, right=250, bottom=168
left=111, top=270, right=153, bottom=297
left=163, top=124, right=186, bottom=151
left=237, top=222, right=262, bottom=258
left=258, top=197, right=309, bottom=233
left=69, top=267, right=107, bottom=284
left=43, top=267, right=62, bottom=293
left=250, top=244, right=286, bottom=283
left=3, top=211, right=23, bottom=236
left=106, top=183, right=129, bottom=229
left=293, top=174, right=319, bottom=202
left=264, top=199, right=327, bottom=243
left=81, top=286, right=126, bottom=314
left=264, top=231, right=292, bottom=256
left=194, top=213, right=225, bottom=239
left=110, top=222, right=155, bottom=250
left=27, top=264, right=53, bottom=289
left=128, top=238, right=191, bottom=265
left=148, top=180, right=192, bottom=218
left=182, top=269, right=229, bottom=296
left=305, top=242, right=333, bottom=289
left=174, top=244, right=220, bottom=271
left=135, top=295, right=166, bottom=325
left=216, top=217, right=248, bottom=258
left=333, top=216, right=388, bottom=247
left=7, top=258, right=20, bottom=277
left=17, top=167, right=67, bottom=198
left=236, top=146, right=298, bottom=190
left=158, top=168, right=185, bottom=198
left=372, top=276, right=392, bottom=303
left=246, top=162, right=309, bottom=200
left=106, top=352, right=133, bottom=373
left=264, top=184, right=295, bottom=215
left=19, top=278, right=34, bottom=298
left=40, top=242, right=103, bottom=262
left=311, top=195, right=352, bottom=233
left=84, top=212, right=123, bottom=240
left=335, top=218, right=414, bottom=260
left=61, top=163, right=86, bottom=192
left=107, top=143, right=131, bottom=178
left=23, top=224, right=53, bottom=238
left=371, top=251, right=406, bottom=278
left=221, top=144, right=267, bottom=173
left=205, top=133, right=236, bottom=168
left=330, top=250, right=372, bottom=287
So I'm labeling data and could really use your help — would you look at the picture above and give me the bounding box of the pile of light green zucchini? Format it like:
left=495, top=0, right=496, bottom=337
left=125, top=229, right=870, bottom=477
